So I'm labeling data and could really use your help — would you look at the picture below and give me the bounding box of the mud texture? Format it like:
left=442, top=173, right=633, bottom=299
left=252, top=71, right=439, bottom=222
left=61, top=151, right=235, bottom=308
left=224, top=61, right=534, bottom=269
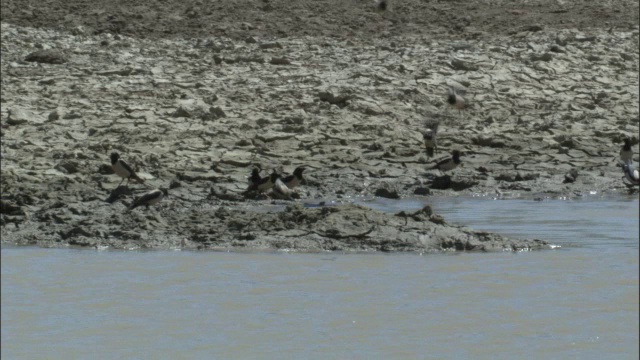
left=1, top=0, right=638, bottom=252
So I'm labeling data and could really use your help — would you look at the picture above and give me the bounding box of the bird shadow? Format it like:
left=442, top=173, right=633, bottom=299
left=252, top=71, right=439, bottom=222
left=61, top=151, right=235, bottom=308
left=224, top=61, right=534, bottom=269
left=104, top=185, right=133, bottom=204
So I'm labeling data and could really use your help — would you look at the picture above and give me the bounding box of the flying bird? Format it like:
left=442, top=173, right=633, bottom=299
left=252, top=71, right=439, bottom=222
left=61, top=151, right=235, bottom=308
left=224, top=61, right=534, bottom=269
left=622, top=163, right=639, bottom=186
left=620, top=138, right=633, bottom=164
left=128, top=188, right=168, bottom=210
left=423, top=119, right=440, bottom=158
left=281, top=167, right=306, bottom=189
left=431, top=150, right=462, bottom=174
left=111, top=152, right=145, bottom=187
left=375, top=0, right=387, bottom=12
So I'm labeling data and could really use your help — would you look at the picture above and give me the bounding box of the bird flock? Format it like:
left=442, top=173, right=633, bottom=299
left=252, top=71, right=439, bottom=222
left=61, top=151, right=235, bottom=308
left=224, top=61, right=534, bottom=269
left=105, top=0, right=638, bottom=211
left=109, top=86, right=474, bottom=211
left=110, top=82, right=638, bottom=211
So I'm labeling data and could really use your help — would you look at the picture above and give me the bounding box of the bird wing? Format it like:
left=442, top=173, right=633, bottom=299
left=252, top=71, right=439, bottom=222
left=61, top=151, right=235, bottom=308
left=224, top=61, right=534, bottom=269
left=119, top=159, right=137, bottom=175
left=282, top=174, right=295, bottom=183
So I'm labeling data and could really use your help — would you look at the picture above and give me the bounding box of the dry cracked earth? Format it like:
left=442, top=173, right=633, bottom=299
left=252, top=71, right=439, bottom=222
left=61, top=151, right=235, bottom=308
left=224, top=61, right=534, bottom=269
left=1, top=0, right=638, bottom=252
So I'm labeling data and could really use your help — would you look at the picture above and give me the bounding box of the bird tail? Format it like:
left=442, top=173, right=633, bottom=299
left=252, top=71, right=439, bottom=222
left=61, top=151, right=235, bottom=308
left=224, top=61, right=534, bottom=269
left=132, top=174, right=145, bottom=184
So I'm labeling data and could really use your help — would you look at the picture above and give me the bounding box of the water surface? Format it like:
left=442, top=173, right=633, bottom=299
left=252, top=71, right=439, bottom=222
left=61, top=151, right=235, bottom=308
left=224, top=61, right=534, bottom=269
left=2, top=197, right=638, bottom=359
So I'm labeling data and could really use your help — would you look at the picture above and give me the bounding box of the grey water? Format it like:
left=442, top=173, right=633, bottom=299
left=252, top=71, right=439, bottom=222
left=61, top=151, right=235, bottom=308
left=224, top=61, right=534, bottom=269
left=2, top=197, right=639, bottom=359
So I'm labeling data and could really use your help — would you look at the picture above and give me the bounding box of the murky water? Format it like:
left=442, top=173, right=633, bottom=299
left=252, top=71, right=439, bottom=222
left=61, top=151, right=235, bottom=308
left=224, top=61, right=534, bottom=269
left=2, top=197, right=638, bottom=359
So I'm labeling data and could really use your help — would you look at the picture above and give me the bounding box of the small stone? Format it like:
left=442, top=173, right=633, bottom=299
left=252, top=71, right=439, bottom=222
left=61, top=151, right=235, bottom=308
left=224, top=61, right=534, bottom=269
left=526, top=24, right=544, bottom=32
left=530, top=53, right=553, bottom=62
left=24, top=49, right=67, bottom=64
left=374, top=187, right=399, bottom=199
left=172, top=106, right=192, bottom=118
left=270, top=57, right=291, bottom=65
left=209, top=106, right=226, bottom=118
left=7, top=108, right=44, bottom=125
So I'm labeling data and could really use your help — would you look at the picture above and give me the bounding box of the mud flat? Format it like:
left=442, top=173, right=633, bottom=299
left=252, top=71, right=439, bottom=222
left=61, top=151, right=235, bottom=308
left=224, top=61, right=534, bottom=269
left=1, top=0, right=638, bottom=251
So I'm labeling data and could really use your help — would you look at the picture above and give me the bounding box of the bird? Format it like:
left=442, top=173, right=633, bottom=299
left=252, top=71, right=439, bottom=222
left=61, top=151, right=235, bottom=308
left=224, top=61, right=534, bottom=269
left=247, top=170, right=280, bottom=193
left=128, top=188, right=168, bottom=210
left=622, top=163, right=639, bottom=185
left=431, top=150, right=462, bottom=174
left=248, top=168, right=262, bottom=188
left=281, top=167, right=306, bottom=189
left=447, top=87, right=465, bottom=114
left=111, top=152, right=145, bottom=187
left=271, top=178, right=294, bottom=200
left=423, top=119, right=440, bottom=158
left=375, top=0, right=387, bottom=12
left=620, top=138, right=633, bottom=164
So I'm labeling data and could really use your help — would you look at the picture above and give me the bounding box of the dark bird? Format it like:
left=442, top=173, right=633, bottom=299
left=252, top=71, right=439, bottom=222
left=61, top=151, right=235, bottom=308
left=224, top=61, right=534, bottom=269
left=431, top=150, right=462, bottom=174
left=622, top=163, right=639, bottom=185
left=620, top=138, right=633, bottom=164
left=423, top=120, right=440, bottom=158
left=447, top=87, right=465, bottom=114
left=281, top=167, right=306, bottom=189
left=248, top=168, right=262, bottom=188
left=248, top=170, right=280, bottom=193
left=375, top=0, right=387, bottom=12
left=128, top=188, right=168, bottom=210
left=111, top=152, right=145, bottom=187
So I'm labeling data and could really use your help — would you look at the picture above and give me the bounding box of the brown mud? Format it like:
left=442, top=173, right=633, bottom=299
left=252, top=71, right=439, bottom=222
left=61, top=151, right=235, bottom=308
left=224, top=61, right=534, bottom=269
left=1, top=0, right=638, bottom=251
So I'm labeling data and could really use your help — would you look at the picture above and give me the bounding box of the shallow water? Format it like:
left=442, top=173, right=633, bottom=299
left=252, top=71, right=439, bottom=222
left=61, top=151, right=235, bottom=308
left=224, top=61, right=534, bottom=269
left=2, top=197, right=639, bottom=359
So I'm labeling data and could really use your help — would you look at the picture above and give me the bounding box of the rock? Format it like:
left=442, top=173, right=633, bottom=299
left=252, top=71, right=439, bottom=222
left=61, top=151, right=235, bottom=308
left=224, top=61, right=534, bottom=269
left=260, top=42, right=282, bottom=49
left=530, top=53, right=553, bottom=62
left=374, top=187, right=399, bottom=199
left=55, top=160, right=80, bottom=174
left=7, top=108, right=44, bottom=125
left=172, top=106, right=192, bottom=118
left=48, top=111, right=60, bottom=121
left=450, top=58, right=479, bottom=71
left=208, top=106, right=226, bottom=118
left=270, top=57, right=291, bottom=65
left=413, top=187, right=431, bottom=196
left=24, top=49, right=67, bottom=64
left=317, top=91, right=351, bottom=107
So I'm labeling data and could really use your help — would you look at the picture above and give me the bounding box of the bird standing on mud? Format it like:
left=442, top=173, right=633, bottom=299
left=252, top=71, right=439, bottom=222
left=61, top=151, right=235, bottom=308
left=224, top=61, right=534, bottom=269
left=620, top=138, right=633, bottom=164
left=271, top=177, right=295, bottom=200
left=111, top=152, right=145, bottom=187
left=247, top=170, right=280, bottom=193
left=431, top=150, right=462, bottom=174
left=447, top=88, right=465, bottom=114
left=622, top=163, right=639, bottom=186
left=281, top=167, right=306, bottom=189
left=128, top=188, right=168, bottom=210
left=423, top=120, right=440, bottom=158
left=248, top=168, right=262, bottom=188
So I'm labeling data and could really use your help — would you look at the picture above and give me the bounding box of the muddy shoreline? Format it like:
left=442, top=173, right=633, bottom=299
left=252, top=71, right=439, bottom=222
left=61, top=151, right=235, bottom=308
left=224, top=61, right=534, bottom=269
left=1, top=0, right=638, bottom=252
